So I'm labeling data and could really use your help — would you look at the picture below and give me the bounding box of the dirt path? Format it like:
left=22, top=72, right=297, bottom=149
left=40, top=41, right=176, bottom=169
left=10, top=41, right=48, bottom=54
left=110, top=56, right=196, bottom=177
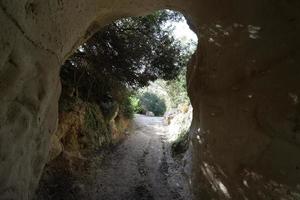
left=89, top=114, right=190, bottom=200
left=36, top=114, right=190, bottom=200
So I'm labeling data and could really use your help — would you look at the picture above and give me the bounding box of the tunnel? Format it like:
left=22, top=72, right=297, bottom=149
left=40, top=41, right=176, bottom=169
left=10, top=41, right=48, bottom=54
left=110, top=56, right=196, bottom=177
left=0, top=0, right=300, bottom=199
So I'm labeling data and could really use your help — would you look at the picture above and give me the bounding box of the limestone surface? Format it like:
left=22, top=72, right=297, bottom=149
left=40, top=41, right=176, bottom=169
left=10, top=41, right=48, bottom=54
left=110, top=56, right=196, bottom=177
left=0, top=0, right=300, bottom=199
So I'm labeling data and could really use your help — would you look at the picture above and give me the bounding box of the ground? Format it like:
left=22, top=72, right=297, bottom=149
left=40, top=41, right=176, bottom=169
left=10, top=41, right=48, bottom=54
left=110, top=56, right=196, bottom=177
left=36, top=114, right=190, bottom=200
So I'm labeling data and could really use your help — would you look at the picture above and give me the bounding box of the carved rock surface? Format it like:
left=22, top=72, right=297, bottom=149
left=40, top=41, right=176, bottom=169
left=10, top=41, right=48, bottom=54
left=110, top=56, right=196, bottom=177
left=0, top=0, right=300, bottom=199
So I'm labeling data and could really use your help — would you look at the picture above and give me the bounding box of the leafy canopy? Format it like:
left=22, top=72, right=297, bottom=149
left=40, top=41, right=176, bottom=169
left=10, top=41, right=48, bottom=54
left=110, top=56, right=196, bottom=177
left=60, top=10, right=189, bottom=103
left=139, top=92, right=167, bottom=116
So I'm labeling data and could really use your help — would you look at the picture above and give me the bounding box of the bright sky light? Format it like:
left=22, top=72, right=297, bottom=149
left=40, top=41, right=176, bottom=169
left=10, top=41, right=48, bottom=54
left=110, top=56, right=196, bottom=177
left=164, top=18, right=198, bottom=49
left=173, top=20, right=198, bottom=43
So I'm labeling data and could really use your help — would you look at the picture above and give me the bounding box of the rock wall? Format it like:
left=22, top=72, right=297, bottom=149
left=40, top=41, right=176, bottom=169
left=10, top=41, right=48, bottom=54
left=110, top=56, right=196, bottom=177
left=0, top=0, right=300, bottom=199
left=35, top=101, right=131, bottom=199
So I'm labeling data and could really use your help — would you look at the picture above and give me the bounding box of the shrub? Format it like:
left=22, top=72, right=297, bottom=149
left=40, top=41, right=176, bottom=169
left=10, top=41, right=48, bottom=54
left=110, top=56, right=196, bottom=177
left=119, top=96, right=135, bottom=119
left=83, top=103, right=111, bottom=149
left=171, top=130, right=189, bottom=156
left=129, top=95, right=143, bottom=113
left=139, top=92, right=166, bottom=116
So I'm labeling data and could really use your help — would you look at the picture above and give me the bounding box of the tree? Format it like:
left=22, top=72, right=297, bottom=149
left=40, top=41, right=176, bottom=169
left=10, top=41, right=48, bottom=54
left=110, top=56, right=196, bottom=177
left=139, top=92, right=166, bottom=116
left=60, top=10, right=188, bottom=104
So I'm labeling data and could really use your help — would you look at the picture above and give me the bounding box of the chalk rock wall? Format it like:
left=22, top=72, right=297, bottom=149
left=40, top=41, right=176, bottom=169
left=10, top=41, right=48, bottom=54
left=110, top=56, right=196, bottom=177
left=0, top=0, right=300, bottom=199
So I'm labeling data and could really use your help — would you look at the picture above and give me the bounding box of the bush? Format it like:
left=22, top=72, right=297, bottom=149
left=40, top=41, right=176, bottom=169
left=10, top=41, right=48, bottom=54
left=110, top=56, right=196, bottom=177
left=171, top=131, right=189, bottom=156
left=139, top=92, right=166, bottom=116
left=60, top=10, right=186, bottom=107
left=83, top=103, right=111, bottom=149
left=129, top=95, right=143, bottom=113
left=119, top=96, right=135, bottom=119
left=165, top=68, right=190, bottom=108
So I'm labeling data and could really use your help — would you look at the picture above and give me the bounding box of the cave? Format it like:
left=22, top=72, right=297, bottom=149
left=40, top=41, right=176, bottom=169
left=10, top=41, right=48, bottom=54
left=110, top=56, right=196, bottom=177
left=0, top=0, right=300, bottom=199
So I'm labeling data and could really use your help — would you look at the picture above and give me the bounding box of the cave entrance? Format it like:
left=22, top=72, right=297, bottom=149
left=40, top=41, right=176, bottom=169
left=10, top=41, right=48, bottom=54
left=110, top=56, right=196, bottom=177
left=36, top=9, right=198, bottom=200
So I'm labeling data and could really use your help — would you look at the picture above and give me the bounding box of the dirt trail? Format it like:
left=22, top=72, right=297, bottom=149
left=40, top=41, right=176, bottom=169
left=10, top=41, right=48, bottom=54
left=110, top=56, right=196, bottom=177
left=89, top=114, right=190, bottom=200
left=36, top=114, right=190, bottom=200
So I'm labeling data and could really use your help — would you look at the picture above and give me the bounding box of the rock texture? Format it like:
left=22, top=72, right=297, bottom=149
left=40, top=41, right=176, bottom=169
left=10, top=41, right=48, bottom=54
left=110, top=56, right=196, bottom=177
left=35, top=101, right=131, bottom=200
left=48, top=102, right=129, bottom=162
left=0, top=0, right=300, bottom=199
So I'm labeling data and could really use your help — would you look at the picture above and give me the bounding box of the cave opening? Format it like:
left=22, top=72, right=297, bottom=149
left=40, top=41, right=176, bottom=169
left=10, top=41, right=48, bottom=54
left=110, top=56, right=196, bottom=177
left=1, top=0, right=300, bottom=199
left=35, top=9, right=198, bottom=200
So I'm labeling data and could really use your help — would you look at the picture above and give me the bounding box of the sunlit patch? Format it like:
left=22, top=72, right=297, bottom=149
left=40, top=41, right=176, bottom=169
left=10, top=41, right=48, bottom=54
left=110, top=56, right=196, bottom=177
left=209, top=37, right=215, bottom=42
left=240, top=168, right=300, bottom=199
left=201, top=162, right=231, bottom=199
left=224, top=31, right=230, bottom=36
left=243, top=179, right=249, bottom=188
left=164, top=15, right=198, bottom=48
left=166, top=106, right=193, bottom=142
left=288, top=92, right=298, bottom=104
left=196, top=135, right=202, bottom=144
left=233, top=23, right=244, bottom=28
left=215, top=24, right=222, bottom=29
left=218, top=181, right=231, bottom=198
left=248, top=25, right=261, bottom=39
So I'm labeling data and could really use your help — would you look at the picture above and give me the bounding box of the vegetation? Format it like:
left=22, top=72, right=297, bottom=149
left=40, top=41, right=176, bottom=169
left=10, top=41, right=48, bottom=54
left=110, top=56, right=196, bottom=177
left=84, top=103, right=105, bottom=131
left=171, top=130, right=189, bottom=156
left=139, top=92, right=167, bottom=116
left=119, top=95, right=135, bottom=119
left=59, top=10, right=196, bottom=156
left=83, top=103, right=111, bottom=148
left=129, top=95, right=143, bottom=114
left=165, top=68, right=190, bottom=108
left=164, top=38, right=195, bottom=108
left=134, top=39, right=195, bottom=111
left=60, top=10, right=191, bottom=118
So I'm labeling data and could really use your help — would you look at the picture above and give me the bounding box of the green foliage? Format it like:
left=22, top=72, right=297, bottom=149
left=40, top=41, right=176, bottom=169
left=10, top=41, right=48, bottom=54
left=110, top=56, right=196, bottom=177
left=171, top=130, right=189, bottom=156
left=59, top=10, right=194, bottom=121
left=60, top=10, right=187, bottom=105
left=137, top=39, right=195, bottom=110
left=139, top=92, right=166, bottom=116
left=119, top=96, right=134, bottom=119
left=84, top=103, right=111, bottom=148
left=129, top=95, right=143, bottom=113
left=165, top=68, right=189, bottom=108
left=58, top=92, right=83, bottom=113
left=84, top=103, right=105, bottom=131
left=59, top=95, right=75, bottom=113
